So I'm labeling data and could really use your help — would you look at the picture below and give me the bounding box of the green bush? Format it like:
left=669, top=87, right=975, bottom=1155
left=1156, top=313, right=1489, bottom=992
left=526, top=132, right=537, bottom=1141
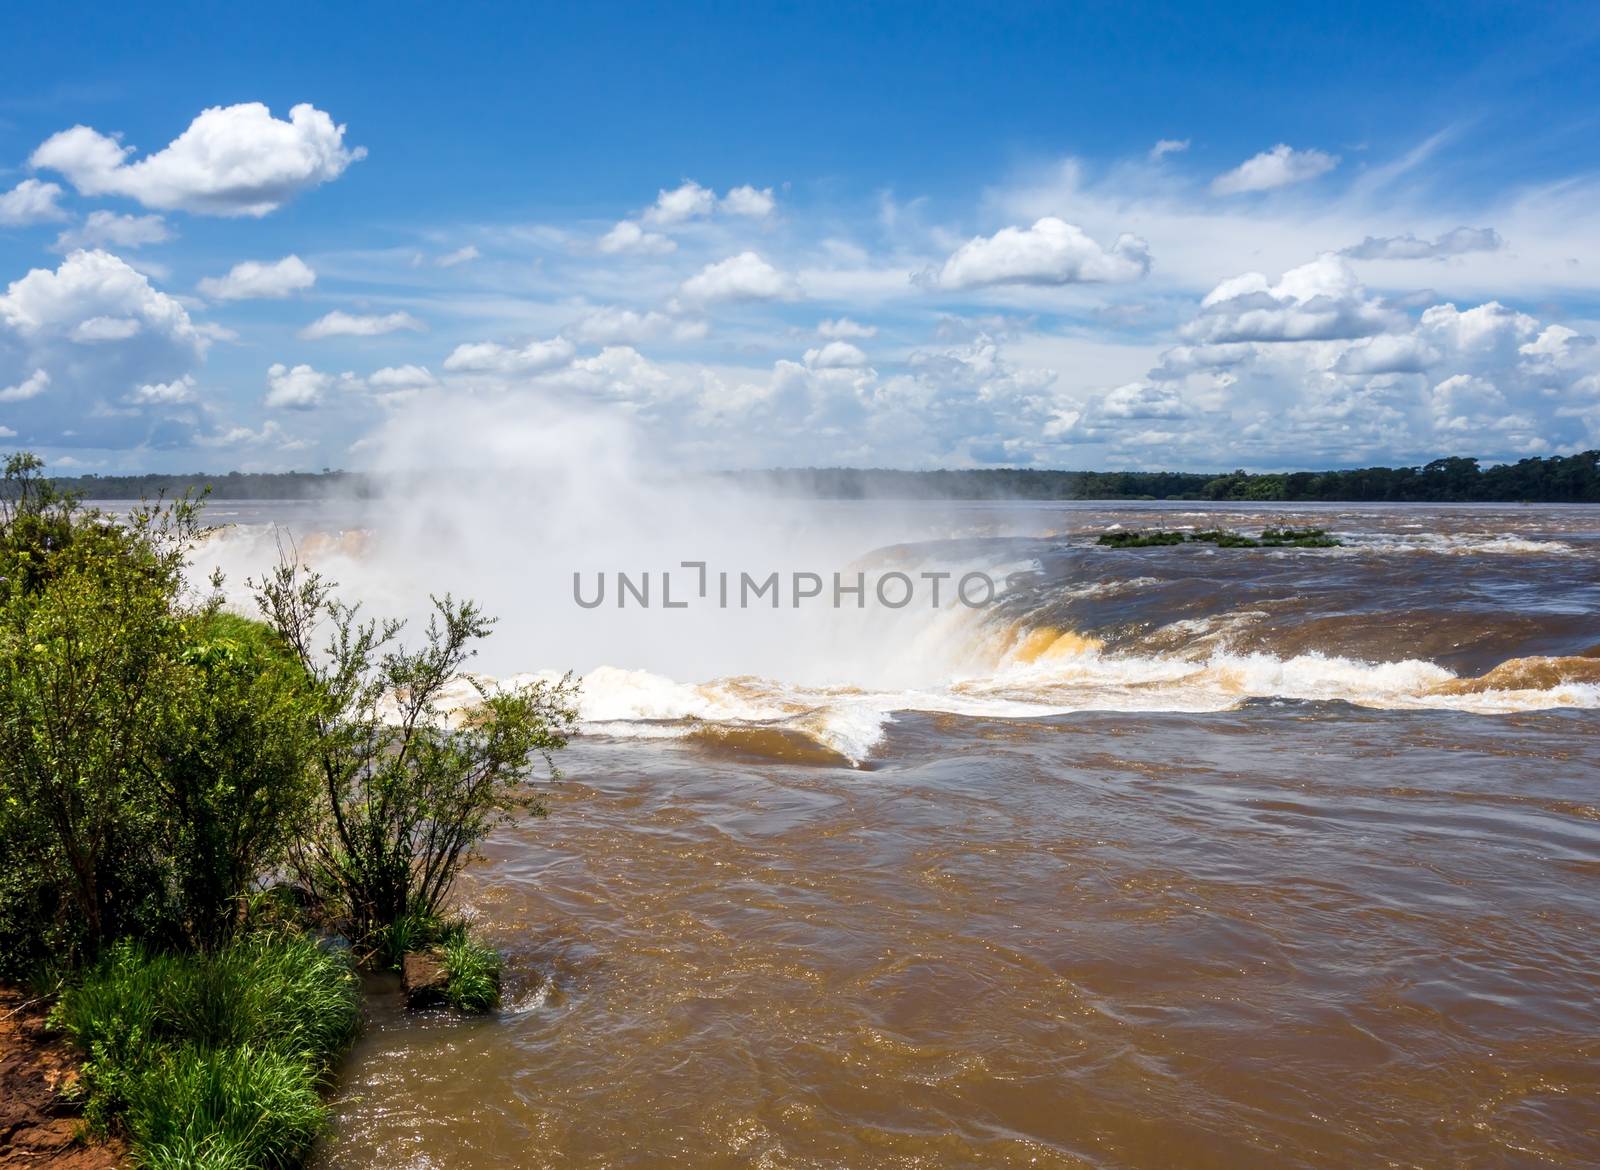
left=1, top=454, right=320, bottom=966
left=254, top=555, right=577, bottom=947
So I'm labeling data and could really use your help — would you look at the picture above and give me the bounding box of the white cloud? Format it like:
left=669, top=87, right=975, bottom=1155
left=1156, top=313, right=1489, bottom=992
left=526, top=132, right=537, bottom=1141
left=1148, top=138, right=1190, bottom=161
left=0, top=369, right=50, bottom=402
left=562, top=306, right=705, bottom=345
left=1096, top=381, right=1188, bottom=419
left=198, top=255, right=316, bottom=301
left=721, top=184, right=776, bottom=218
left=1211, top=144, right=1339, bottom=195
left=0, top=179, right=67, bottom=226
left=128, top=374, right=198, bottom=404
left=442, top=336, right=576, bottom=374
left=367, top=365, right=437, bottom=390
left=1333, top=333, right=1440, bottom=374
left=817, top=317, right=878, bottom=339
left=54, top=210, right=172, bottom=251
left=0, top=250, right=204, bottom=444
left=597, top=219, right=677, bottom=255
left=804, top=340, right=869, bottom=368
left=435, top=244, right=480, bottom=267
left=1137, top=259, right=1600, bottom=463
left=1341, top=226, right=1503, bottom=261
left=679, top=251, right=797, bottom=303
left=265, top=362, right=333, bottom=410
left=70, top=316, right=143, bottom=342
left=31, top=102, right=364, bottom=217
left=932, top=217, right=1150, bottom=289
left=299, top=310, right=425, bottom=340
left=1180, top=254, right=1400, bottom=343
left=644, top=180, right=717, bottom=226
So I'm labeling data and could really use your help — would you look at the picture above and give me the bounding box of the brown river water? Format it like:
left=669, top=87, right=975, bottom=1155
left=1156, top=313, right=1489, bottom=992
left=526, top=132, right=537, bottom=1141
left=186, top=499, right=1599, bottom=1169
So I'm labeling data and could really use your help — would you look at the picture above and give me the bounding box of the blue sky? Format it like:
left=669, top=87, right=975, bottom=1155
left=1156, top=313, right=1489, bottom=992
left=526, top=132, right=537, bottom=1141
left=3, top=1, right=1600, bottom=472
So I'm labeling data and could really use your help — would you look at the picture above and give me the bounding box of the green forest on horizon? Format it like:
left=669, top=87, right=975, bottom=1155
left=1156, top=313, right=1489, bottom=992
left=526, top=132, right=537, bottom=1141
left=41, top=449, right=1600, bottom=503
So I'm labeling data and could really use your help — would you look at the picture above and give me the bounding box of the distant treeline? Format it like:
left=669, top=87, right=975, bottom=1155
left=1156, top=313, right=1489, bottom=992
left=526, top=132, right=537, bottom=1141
left=48, top=449, right=1600, bottom=503
left=734, top=451, right=1600, bottom=502
left=51, top=468, right=375, bottom=500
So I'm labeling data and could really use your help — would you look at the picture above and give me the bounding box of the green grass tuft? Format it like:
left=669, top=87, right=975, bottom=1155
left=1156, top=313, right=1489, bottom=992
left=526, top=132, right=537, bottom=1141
left=439, top=930, right=501, bottom=1013
left=53, top=933, right=359, bottom=1166
left=126, top=1045, right=326, bottom=1170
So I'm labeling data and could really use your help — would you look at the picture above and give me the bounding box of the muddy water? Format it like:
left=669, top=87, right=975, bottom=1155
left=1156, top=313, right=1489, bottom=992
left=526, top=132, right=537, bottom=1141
left=323, top=709, right=1599, bottom=1169
left=201, top=498, right=1599, bottom=1169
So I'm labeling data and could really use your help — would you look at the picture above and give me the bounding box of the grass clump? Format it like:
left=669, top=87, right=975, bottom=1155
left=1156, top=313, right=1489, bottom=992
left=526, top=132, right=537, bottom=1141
left=376, top=913, right=501, bottom=1013
left=52, top=933, right=359, bottom=1167
left=125, top=1045, right=326, bottom=1170
left=1097, top=526, right=1340, bottom=549
left=439, top=925, right=502, bottom=1013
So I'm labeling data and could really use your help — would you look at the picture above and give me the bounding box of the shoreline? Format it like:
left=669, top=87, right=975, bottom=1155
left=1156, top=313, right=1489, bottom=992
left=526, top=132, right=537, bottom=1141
left=0, top=987, right=126, bottom=1170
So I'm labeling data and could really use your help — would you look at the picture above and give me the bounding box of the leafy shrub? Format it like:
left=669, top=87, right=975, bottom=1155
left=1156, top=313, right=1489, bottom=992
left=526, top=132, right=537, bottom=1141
left=1, top=454, right=320, bottom=965
left=254, top=555, right=577, bottom=945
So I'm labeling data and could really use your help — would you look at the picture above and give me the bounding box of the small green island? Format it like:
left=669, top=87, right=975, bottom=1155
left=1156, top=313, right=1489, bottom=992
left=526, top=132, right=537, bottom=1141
left=0, top=454, right=578, bottom=1169
left=1095, top=526, right=1342, bottom=548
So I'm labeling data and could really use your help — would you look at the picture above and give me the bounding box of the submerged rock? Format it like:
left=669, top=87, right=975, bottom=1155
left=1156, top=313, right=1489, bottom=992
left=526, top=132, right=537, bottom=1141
left=401, top=949, right=449, bottom=1009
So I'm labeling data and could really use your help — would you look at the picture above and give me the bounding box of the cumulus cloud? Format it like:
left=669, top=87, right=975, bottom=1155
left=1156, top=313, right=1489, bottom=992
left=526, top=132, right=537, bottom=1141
left=30, top=102, right=364, bottom=217
left=0, top=250, right=204, bottom=443
left=817, top=317, right=877, bottom=339
left=643, top=180, right=718, bottom=226
left=679, top=251, right=797, bottom=303
left=54, top=211, right=172, bottom=251
left=299, top=310, right=425, bottom=340
left=0, top=179, right=67, bottom=226
left=804, top=340, right=869, bottom=369
left=932, top=218, right=1151, bottom=289
left=600, top=180, right=777, bottom=255
left=265, top=362, right=334, bottom=410
left=1180, top=254, right=1401, bottom=343
left=1211, top=144, right=1339, bottom=195
left=442, top=336, right=576, bottom=374
left=721, top=184, right=776, bottom=218
left=198, top=255, right=316, bottom=301
left=1095, top=381, right=1189, bottom=419
left=0, top=369, right=51, bottom=402
left=70, top=316, right=143, bottom=342
left=435, top=244, right=480, bottom=267
left=1148, top=138, right=1190, bottom=161
left=597, top=220, right=677, bottom=255
left=128, top=374, right=198, bottom=404
left=367, top=364, right=437, bottom=391
left=1135, top=257, right=1600, bottom=463
left=562, top=306, right=706, bottom=345
left=1341, top=226, right=1503, bottom=261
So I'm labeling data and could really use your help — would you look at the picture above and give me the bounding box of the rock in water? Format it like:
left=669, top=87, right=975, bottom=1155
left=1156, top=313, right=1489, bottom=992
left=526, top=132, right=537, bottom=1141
left=402, top=950, right=449, bottom=1008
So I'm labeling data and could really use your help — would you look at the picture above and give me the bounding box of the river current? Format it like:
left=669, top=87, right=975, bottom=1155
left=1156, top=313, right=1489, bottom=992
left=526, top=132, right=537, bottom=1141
left=184, top=498, right=1599, bottom=1169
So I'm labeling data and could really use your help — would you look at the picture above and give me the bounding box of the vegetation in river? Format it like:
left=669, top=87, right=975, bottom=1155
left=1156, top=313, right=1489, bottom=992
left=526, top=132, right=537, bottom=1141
left=0, top=451, right=573, bottom=1166
left=1097, top=526, right=1340, bottom=548
left=439, top=922, right=502, bottom=1013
